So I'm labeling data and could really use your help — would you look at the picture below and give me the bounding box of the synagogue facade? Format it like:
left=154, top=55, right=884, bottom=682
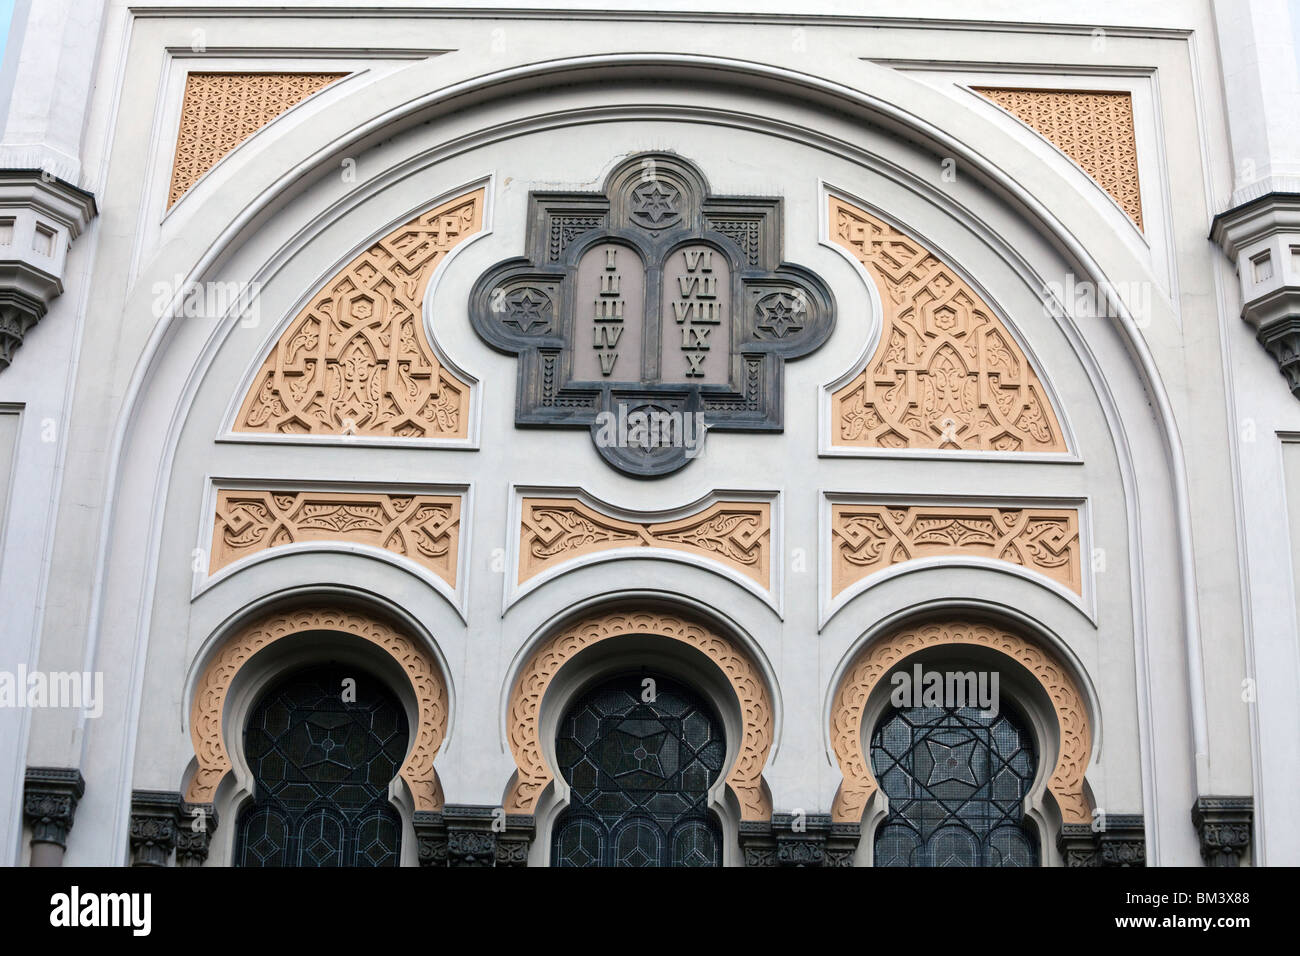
left=2, top=0, right=1297, bottom=867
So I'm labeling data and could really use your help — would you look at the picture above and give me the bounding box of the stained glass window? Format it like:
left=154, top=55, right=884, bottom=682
left=870, top=698, right=1039, bottom=867
left=234, top=665, right=408, bottom=867
left=551, top=674, right=726, bottom=867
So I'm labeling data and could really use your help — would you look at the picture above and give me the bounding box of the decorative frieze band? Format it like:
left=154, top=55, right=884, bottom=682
left=828, top=196, right=1067, bottom=453
left=168, top=72, right=345, bottom=207
left=233, top=188, right=482, bottom=440
left=974, top=88, right=1143, bottom=230
left=517, top=495, right=771, bottom=591
left=830, top=501, right=1082, bottom=597
left=209, top=487, right=462, bottom=586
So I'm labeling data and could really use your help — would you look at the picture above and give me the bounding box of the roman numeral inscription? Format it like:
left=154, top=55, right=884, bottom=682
left=662, top=244, right=729, bottom=383
left=572, top=243, right=644, bottom=381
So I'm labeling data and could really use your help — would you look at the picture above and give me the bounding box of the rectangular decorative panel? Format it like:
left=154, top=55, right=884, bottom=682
left=210, top=488, right=461, bottom=585
left=519, top=496, right=770, bottom=588
left=830, top=502, right=1081, bottom=596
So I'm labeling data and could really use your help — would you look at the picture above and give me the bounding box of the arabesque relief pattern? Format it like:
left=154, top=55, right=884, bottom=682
left=975, top=88, right=1143, bottom=229
left=210, top=489, right=461, bottom=584
left=168, top=72, right=345, bottom=207
left=186, top=607, right=449, bottom=811
left=831, top=503, right=1081, bottom=596
left=519, top=497, right=770, bottom=588
left=829, top=619, right=1092, bottom=824
left=829, top=197, right=1067, bottom=453
left=235, top=189, right=483, bottom=438
left=504, top=610, right=774, bottom=820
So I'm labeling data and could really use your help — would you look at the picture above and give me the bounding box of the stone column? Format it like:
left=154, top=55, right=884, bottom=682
left=22, top=766, right=84, bottom=866
left=128, top=790, right=181, bottom=867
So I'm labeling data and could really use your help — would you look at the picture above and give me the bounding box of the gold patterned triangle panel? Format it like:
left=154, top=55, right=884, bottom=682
left=210, top=489, right=462, bottom=586
left=828, top=196, right=1068, bottom=453
left=235, top=189, right=484, bottom=439
left=519, top=497, right=771, bottom=589
left=830, top=503, right=1081, bottom=597
left=974, top=87, right=1143, bottom=230
left=168, top=71, right=346, bottom=207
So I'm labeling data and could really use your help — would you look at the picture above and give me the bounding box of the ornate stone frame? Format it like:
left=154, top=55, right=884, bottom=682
left=503, top=608, right=775, bottom=822
left=829, top=618, right=1093, bottom=831
left=185, top=606, right=450, bottom=813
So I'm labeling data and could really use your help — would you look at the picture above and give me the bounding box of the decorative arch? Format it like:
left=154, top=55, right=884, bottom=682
left=233, top=188, right=483, bottom=438
left=504, top=609, right=774, bottom=820
left=828, top=196, right=1068, bottom=453
left=185, top=606, right=450, bottom=812
left=829, top=618, right=1092, bottom=825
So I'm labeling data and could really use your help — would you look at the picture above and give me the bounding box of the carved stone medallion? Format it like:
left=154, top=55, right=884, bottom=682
left=469, top=153, right=835, bottom=476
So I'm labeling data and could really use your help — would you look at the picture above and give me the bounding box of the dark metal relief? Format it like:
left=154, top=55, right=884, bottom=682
left=469, top=153, right=835, bottom=476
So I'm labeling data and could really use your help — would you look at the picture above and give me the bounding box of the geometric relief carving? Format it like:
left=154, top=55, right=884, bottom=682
left=831, top=503, right=1080, bottom=596
left=828, top=197, right=1068, bottom=453
left=519, top=496, right=770, bottom=589
left=503, top=609, right=774, bottom=821
left=210, top=488, right=461, bottom=585
left=974, top=88, right=1143, bottom=230
left=829, top=619, right=1092, bottom=825
left=235, top=189, right=483, bottom=439
left=185, top=607, right=450, bottom=812
left=169, top=72, right=345, bottom=207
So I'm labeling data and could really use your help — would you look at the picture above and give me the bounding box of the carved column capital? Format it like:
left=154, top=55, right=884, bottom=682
left=1057, top=822, right=1100, bottom=867
left=129, top=790, right=181, bottom=867
left=23, top=766, right=85, bottom=851
left=413, top=811, right=448, bottom=867
left=1192, top=796, right=1253, bottom=867
left=174, top=803, right=217, bottom=867
left=740, top=813, right=853, bottom=867
left=1097, top=814, right=1146, bottom=867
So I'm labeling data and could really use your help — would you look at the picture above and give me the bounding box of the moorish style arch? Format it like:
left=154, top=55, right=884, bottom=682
left=829, top=617, right=1093, bottom=827
left=185, top=605, right=451, bottom=813
left=503, top=607, right=775, bottom=822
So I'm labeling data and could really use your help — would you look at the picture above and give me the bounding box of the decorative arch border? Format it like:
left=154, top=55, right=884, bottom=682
left=503, top=608, right=774, bottom=820
left=829, top=617, right=1092, bottom=825
left=185, top=605, right=450, bottom=812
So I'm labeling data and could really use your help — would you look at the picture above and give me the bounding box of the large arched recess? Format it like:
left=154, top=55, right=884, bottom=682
left=72, top=52, right=1200, bottom=865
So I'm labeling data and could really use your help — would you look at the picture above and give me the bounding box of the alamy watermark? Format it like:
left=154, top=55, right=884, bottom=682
left=890, top=663, right=1000, bottom=718
left=0, top=667, right=103, bottom=718
left=593, top=406, right=707, bottom=459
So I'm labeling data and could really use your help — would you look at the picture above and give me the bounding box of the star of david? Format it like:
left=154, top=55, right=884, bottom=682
left=924, top=738, right=981, bottom=787
left=503, top=289, right=550, bottom=333
left=756, top=293, right=805, bottom=338
left=630, top=181, right=679, bottom=224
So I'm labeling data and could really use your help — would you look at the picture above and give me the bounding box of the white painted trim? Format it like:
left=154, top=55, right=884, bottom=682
left=504, top=484, right=783, bottom=617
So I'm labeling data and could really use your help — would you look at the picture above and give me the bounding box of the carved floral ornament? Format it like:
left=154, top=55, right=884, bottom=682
left=210, top=488, right=462, bottom=586
left=185, top=607, right=449, bottom=812
left=235, top=189, right=483, bottom=440
left=831, top=502, right=1082, bottom=597
left=503, top=610, right=774, bottom=820
left=828, top=196, right=1068, bottom=453
left=518, top=496, right=771, bottom=589
left=829, top=619, right=1093, bottom=825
